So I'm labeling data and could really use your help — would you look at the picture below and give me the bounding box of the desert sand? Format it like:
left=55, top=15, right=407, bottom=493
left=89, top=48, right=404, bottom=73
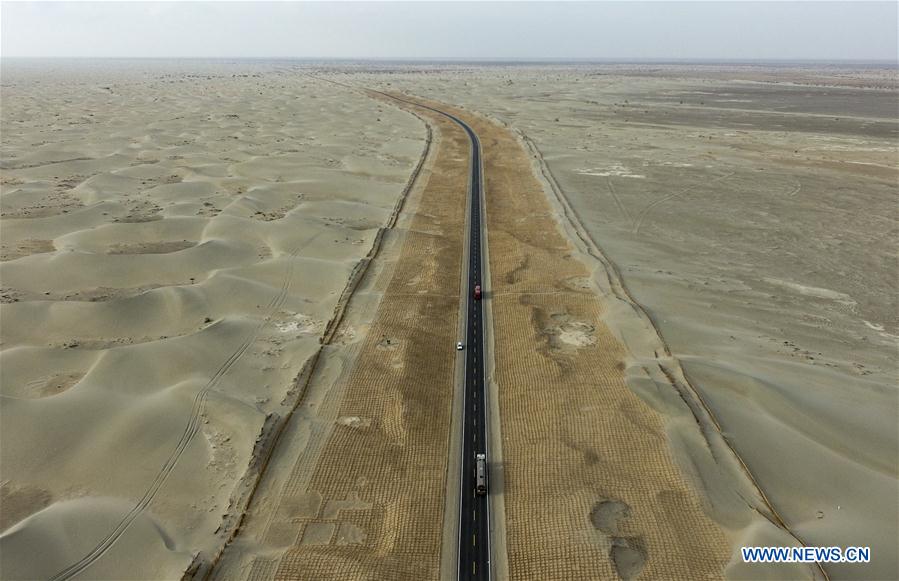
left=449, top=103, right=733, bottom=580
left=209, top=92, right=468, bottom=581
left=2, top=60, right=896, bottom=581
left=342, top=63, right=898, bottom=580
left=0, top=60, right=425, bottom=579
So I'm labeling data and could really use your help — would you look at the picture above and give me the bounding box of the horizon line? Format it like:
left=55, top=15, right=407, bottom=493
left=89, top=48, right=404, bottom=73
left=3, top=56, right=897, bottom=65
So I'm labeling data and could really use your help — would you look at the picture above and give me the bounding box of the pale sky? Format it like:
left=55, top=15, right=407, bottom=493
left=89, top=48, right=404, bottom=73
left=1, top=1, right=896, bottom=61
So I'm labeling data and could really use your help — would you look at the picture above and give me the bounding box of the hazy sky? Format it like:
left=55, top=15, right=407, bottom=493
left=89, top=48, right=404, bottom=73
left=2, top=1, right=896, bottom=61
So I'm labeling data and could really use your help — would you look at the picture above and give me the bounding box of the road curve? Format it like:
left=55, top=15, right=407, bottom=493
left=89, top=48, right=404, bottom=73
left=373, top=92, right=491, bottom=580
left=453, top=111, right=490, bottom=581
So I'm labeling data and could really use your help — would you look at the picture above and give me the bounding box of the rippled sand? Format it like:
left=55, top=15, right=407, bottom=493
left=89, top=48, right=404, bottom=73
left=0, top=60, right=424, bottom=579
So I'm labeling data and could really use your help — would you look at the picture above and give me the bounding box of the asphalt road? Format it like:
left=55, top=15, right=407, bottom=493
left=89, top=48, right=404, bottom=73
left=453, top=115, right=490, bottom=581
left=369, top=91, right=490, bottom=580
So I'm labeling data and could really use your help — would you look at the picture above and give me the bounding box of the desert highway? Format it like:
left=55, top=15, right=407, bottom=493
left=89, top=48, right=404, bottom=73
left=317, top=84, right=494, bottom=579
left=454, top=112, right=490, bottom=581
left=350, top=90, right=493, bottom=580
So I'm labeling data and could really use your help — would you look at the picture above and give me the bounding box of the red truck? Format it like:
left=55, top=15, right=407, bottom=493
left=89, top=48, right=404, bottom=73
left=473, top=284, right=482, bottom=300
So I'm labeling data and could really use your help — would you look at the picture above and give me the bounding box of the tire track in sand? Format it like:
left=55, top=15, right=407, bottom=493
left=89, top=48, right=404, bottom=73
left=632, top=171, right=734, bottom=235
left=48, top=233, right=320, bottom=581
left=605, top=176, right=633, bottom=226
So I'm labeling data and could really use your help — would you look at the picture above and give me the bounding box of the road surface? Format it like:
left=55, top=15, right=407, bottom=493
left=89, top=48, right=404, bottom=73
left=369, top=91, right=491, bottom=580
left=454, top=113, right=490, bottom=581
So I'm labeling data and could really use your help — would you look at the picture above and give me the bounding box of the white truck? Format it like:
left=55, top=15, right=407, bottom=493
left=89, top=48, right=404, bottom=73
left=475, top=453, right=487, bottom=496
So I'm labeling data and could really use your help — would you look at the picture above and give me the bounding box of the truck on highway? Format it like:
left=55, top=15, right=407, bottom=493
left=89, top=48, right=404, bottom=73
left=475, top=453, right=487, bottom=496
left=473, top=284, right=482, bottom=300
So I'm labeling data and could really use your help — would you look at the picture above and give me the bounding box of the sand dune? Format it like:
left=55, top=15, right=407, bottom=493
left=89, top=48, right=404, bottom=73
left=4, top=59, right=895, bottom=579
left=1, top=498, right=190, bottom=580
left=1, top=61, right=425, bottom=579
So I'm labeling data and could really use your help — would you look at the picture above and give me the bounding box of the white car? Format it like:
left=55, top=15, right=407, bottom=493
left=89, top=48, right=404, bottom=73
left=457, top=341, right=464, bottom=350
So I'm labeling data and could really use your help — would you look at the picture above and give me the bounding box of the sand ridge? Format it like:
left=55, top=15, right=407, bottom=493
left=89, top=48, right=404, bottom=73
left=4, top=60, right=895, bottom=580
left=0, top=62, right=426, bottom=579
